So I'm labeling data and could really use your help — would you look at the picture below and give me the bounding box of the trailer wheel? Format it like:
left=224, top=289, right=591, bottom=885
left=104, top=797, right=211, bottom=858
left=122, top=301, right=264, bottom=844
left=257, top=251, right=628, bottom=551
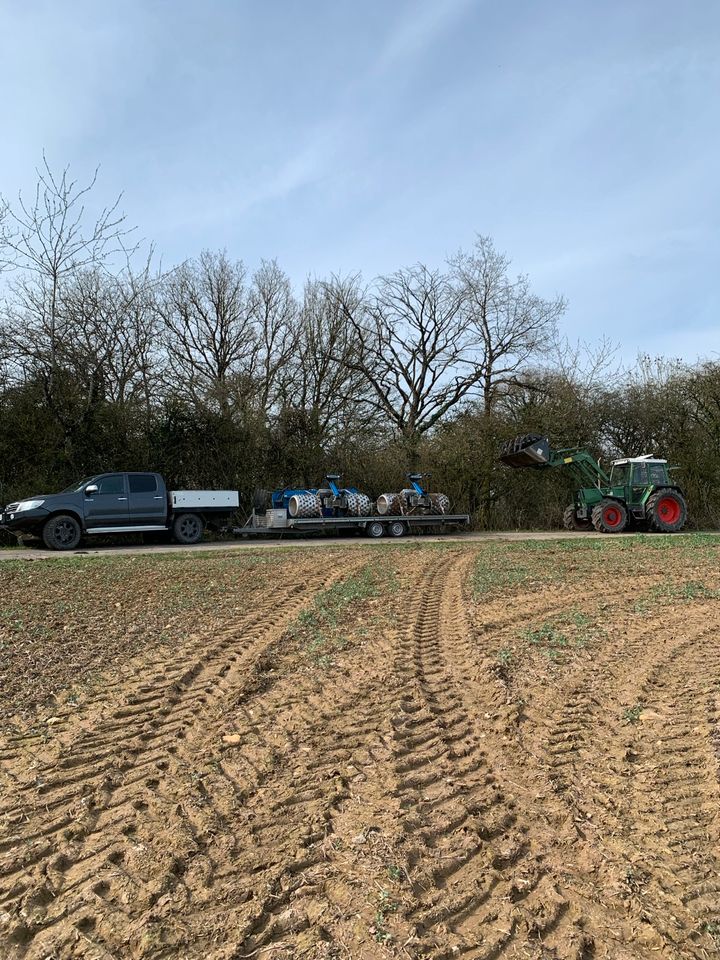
left=42, top=514, right=82, bottom=551
left=366, top=520, right=385, bottom=539
left=388, top=520, right=406, bottom=538
left=646, top=489, right=687, bottom=533
left=173, top=512, right=204, bottom=544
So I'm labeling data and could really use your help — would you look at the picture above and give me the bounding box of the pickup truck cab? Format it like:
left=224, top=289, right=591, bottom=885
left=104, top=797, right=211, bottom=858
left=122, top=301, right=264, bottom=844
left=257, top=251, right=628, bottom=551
left=1, top=472, right=239, bottom=550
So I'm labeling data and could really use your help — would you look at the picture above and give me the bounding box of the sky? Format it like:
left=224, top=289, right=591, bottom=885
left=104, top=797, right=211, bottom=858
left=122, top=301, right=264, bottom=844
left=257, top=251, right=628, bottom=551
left=1, top=0, right=719, bottom=362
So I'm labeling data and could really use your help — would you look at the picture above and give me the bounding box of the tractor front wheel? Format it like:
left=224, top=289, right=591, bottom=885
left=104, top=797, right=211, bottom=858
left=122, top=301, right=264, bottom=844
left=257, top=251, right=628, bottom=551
left=591, top=500, right=628, bottom=533
left=646, top=489, right=687, bottom=533
left=563, top=505, right=592, bottom=531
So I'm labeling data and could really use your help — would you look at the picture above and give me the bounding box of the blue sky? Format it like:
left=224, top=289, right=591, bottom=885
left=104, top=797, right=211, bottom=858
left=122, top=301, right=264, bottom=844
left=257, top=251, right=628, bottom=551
left=1, top=0, right=718, bottom=361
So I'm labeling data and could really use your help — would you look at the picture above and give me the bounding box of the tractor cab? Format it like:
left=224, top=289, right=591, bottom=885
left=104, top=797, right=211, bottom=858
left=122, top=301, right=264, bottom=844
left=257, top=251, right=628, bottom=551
left=609, top=457, right=670, bottom=504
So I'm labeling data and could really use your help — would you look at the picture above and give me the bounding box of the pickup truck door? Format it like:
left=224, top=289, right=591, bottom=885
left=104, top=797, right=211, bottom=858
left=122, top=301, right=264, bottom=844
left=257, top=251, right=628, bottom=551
left=127, top=473, right=167, bottom=525
left=84, top=474, right=130, bottom=527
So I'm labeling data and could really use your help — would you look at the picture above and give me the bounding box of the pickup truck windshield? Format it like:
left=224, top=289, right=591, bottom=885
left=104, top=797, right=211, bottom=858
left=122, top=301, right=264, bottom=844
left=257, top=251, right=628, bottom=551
left=62, top=476, right=99, bottom=493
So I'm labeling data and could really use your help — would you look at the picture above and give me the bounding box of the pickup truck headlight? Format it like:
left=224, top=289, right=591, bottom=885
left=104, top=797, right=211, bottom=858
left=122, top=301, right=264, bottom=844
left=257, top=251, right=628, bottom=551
left=14, top=499, right=45, bottom=512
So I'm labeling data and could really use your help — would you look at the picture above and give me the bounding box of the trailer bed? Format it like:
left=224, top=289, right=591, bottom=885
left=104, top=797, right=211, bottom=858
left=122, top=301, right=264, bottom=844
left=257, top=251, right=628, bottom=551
left=236, top=512, right=470, bottom=538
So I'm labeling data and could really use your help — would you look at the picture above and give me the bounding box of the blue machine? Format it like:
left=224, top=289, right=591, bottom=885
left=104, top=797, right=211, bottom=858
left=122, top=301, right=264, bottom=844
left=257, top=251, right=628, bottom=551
left=271, top=487, right=311, bottom=511
left=407, top=473, right=429, bottom=500
left=271, top=475, right=371, bottom=518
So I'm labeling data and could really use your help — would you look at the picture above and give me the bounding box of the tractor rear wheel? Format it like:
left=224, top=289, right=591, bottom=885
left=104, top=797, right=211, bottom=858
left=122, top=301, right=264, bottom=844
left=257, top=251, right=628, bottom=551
left=563, top=505, right=592, bottom=531
left=591, top=499, right=628, bottom=533
left=646, top=489, right=687, bottom=533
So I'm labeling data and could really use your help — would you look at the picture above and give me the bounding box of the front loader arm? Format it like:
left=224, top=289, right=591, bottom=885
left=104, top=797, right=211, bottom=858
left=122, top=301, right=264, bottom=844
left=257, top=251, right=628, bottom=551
left=499, top=435, right=610, bottom=488
left=545, top=448, right=610, bottom=488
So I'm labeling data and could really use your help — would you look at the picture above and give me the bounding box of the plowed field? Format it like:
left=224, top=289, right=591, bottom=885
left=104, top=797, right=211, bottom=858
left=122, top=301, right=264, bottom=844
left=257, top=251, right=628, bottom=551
left=1, top=537, right=720, bottom=959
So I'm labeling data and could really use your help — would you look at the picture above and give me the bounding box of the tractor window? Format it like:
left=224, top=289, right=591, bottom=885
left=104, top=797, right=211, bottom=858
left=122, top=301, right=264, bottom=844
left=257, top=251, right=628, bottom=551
left=648, top=462, right=668, bottom=485
left=632, top=463, right=649, bottom=485
left=610, top=463, right=629, bottom=485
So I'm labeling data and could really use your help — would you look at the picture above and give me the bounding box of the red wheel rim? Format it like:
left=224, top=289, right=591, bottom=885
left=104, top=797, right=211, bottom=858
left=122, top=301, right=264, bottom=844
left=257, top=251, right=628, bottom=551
left=603, top=505, right=623, bottom=529
left=657, top=496, right=681, bottom=525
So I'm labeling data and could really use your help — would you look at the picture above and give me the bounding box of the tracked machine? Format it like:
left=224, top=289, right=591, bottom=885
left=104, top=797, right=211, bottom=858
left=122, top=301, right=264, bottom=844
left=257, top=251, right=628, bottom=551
left=275, top=474, right=372, bottom=520
left=376, top=473, right=450, bottom=517
left=500, top=434, right=687, bottom=533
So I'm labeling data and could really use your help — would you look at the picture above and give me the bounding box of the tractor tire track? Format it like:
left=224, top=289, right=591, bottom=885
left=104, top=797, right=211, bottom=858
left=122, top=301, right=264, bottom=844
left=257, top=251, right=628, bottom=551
left=622, top=632, right=720, bottom=949
left=3, top=541, right=720, bottom=960
left=0, top=563, right=364, bottom=958
left=100, top=555, right=421, bottom=959
left=508, top=600, right=720, bottom=957
left=388, top=552, right=564, bottom=960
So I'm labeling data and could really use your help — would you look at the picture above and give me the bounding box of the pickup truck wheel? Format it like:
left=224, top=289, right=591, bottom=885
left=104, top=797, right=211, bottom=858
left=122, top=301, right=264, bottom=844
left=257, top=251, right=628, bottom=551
left=42, top=514, right=82, bottom=551
left=173, top=512, right=204, bottom=545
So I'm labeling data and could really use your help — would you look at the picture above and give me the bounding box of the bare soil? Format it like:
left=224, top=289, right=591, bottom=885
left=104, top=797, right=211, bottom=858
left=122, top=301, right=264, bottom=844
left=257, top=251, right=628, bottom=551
left=1, top=536, right=720, bottom=959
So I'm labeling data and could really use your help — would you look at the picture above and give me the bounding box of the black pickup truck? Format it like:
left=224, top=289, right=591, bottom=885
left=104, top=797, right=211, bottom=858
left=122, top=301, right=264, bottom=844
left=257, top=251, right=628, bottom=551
left=1, top=472, right=239, bottom=550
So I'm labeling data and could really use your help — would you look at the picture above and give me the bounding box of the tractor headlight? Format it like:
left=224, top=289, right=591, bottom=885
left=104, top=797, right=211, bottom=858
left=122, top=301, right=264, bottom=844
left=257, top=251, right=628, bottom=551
left=14, top=499, right=45, bottom=512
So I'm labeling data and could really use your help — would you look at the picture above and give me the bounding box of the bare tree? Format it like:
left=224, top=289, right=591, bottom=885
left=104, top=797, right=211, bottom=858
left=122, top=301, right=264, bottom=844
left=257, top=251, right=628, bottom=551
left=0, top=259, right=159, bottom=448
left=451, top=236, right=565, bottom=415
left=248, top=260, right=298, bottom=410
left=284, top=278, right=375, bottom=442
left=549, top=334, right=622, bottom=399
left=157, top=250, right=256, bottom=410
left=0, top=197, right=8, bottom=268
left=329, top=266, right=483, bottom=462
left=57, top=261, right=162, bottom=409
left=0, top=158, right=138, bottom=433
left=0, top=156, right=134, bottom=341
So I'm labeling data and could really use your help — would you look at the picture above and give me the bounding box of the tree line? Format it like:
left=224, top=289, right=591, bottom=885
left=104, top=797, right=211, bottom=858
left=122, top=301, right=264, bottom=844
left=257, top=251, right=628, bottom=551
left=0, top=161, right=718, bottom=530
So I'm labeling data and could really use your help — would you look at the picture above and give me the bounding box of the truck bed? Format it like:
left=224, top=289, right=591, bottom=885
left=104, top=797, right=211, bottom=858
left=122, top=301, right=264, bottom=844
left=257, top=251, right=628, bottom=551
left=170, top=490, right=239, bottom=510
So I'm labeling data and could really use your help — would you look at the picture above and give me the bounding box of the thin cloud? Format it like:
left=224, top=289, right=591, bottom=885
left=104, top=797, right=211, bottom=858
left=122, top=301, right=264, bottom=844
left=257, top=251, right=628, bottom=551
left=373, top=0, right=477, bottom=75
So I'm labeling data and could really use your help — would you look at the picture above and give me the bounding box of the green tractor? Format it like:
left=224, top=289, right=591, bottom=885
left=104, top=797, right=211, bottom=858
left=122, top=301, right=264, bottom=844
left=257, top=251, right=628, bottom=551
left=500, top=434, right=687, bottom=533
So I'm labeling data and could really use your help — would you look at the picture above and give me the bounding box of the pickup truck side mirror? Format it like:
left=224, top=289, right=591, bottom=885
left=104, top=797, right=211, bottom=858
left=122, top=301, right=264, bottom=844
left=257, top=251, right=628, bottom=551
left=85, top=484, right=99, bottom=496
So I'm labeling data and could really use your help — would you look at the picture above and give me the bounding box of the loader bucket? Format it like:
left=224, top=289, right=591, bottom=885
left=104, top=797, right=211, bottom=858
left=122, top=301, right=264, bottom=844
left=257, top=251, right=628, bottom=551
left=499, top=434, right=552, bottom=468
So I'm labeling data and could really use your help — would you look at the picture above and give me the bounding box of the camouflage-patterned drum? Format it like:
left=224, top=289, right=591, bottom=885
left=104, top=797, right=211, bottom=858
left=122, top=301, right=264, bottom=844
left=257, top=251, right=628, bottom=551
left=376, top=493, right=405, bottom=515
left=288, top=493, right=323, bottom=518
left=429, top=493, right=450, bottom=514
left=346, top=492, right=372, bottom=516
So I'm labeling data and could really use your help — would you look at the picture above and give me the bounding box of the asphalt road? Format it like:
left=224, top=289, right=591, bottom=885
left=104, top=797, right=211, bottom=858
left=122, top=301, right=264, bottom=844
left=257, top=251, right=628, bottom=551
left=0, top=529, right=715, bottom=561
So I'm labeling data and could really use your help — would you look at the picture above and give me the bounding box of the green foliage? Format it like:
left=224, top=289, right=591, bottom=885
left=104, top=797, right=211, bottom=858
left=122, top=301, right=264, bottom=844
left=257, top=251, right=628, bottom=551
left=496, top=647, right=513, bottom=666
left=288, top=564, right=381, bottom=667
left=649, top=579, right=720, bottom=601
left=623, top=703, right=644, bottom=724
left=494, top=602, right=604, bottom=672
left=703, top=921, right=720, bottom=947
left=373, top=889, right=398, bottom=943
left=523, top=623, right=569, bottom=648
